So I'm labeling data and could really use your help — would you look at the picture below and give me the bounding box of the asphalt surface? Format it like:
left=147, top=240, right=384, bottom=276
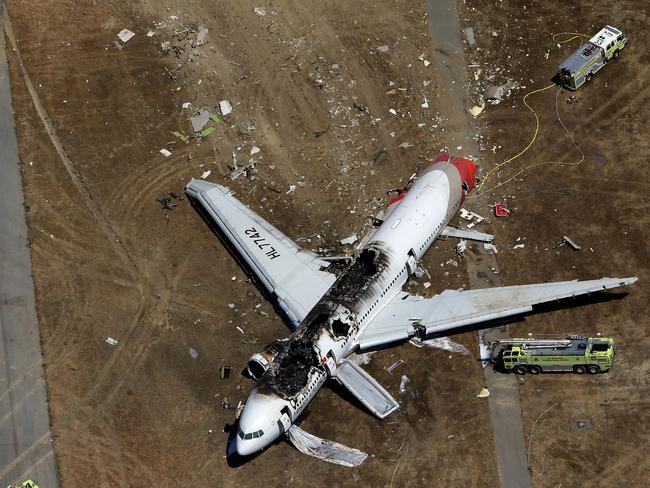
left=0, top=19, right=59, bottom=487
left=425, top=1, right=532, bottom=487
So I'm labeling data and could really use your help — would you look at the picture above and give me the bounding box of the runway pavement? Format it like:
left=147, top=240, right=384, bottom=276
left=0, top=17, right=59, bottom=487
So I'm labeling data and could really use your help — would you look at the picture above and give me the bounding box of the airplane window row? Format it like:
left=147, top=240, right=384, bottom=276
left=238, top=427, right=264, bottom=440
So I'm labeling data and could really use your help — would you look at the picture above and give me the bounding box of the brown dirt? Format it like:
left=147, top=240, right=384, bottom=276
left=6, top=0, right=498, bottom=486
left=460, top=1, right=650, bottom=486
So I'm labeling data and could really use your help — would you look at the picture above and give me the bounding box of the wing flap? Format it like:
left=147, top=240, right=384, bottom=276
left=333, top=359, right=399, bottom=419
left=440, top=226, right=494, bottom=242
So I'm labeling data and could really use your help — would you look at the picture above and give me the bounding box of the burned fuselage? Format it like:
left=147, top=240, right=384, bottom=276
left=257, top=244, right=393, bottom=401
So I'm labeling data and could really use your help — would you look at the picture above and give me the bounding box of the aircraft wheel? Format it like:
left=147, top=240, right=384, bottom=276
left=528, top=366, right=541, bottom=375
left=514, top=365, right=527, bottom=375
left=587, top=365, right=600, bottom=374
left=573, top=365, right=586, bottom=374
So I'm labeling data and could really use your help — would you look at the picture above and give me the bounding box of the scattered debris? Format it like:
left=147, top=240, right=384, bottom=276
left=484, top=243, right=498, bottom=254
left=117, top=29, right=135, bottom=43
left=554, top=235, right=581, bottom=251
left=423, top=281, right=431, bottom=288
left=570, top=417, right=593, bottom=432
left=409, top=337, right=470, bottom=355
left=228, top=159, right=256, bottom=181
left=190, top=109, right=210, bottom=132
left=566, top=95, right=584, bottom=104
left=189, top=347, right=199, bottom=359
left=286, top=185, right=296, bottom=194
left=340, top=233, right=358, bottom=246
left=194, top=27, right=208, bottom=47
left=476, top=387, right=490, bottom=398
left=250, top=145, right=261, bottom=155
left=463, top=27, right=476, bottom=46
left=386, top=359, right=404, bottom=373
left=146, top=30, right=155, bottom=38
left=200, top=126, right=215, bottom=137
left=388, top=108, right=397, bottom=116
left=377, top=45, right=390, bottom=53
left=105, top=337, right=119, bottom=346
left=421, top=97, right=429, bottom=108
left=513, top=243, right=525, bottom=250
left=172, top=131, right=189, bottom=143
left=220, top=398, right=236, bottom=410
left=219, top=366, right=232, bottom=379
left=159, top=148, right=172, bottom=157
left=456, top=239, right=467, bottom=257
left=157, top=195, right=175, bottom=210
left=459, top=208, right=485, bottom=226
left=182, top=102, right=191, bottom=110
left=398, top=142, right=414, bottom=149
left=287, top=425, right=367, bottom=467
left=219, top=100, right=233, bottom=116
left=469, top=102, right=485, bottom=117
left=399, top=375, right=410, bottom=394
left=417, top=53, right=431, bottom=67
left=494, top=202, right=510, bottom=217
left=201, top=170, right=212, bottom=179
left=253, top=7, right=267, bottom=16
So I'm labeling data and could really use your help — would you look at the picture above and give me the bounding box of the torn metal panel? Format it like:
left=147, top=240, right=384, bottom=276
left=287, top=425, right=368, bottom=467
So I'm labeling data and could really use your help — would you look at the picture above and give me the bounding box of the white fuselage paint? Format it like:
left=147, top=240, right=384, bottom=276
left=236, top=161, right=466, bottom=456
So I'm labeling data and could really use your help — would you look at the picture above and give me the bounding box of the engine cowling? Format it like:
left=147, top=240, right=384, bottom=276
left=246, top=340, right=285, bottom=380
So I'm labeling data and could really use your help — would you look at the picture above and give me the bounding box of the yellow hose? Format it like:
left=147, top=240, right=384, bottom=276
left=477, top=31, right=590, bottom=192
left=477, top=83, right=555, bottom=191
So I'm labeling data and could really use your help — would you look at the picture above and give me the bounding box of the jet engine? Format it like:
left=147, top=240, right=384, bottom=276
left=246, top=340, right=285, bottom=380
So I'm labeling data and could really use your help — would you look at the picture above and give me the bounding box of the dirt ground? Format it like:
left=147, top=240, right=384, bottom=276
left=6, top=0, right=500, bottom=486
left=460, top=1, right=650, bottom=486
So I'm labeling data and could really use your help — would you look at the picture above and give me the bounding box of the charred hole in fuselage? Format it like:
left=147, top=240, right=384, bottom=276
left=331, top=318, right=350, bottom=338
left=330, top=248, right=383, bottom=299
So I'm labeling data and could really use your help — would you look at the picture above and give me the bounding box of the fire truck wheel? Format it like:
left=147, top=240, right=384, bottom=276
left=513, top=365, right=527, bottom=375
left=613, top=50, right=620, bottom=59
left=587, top=365, right=600, bottom=374
left=528, top=366, right=541, bottom=375
left=573, top=365, right=586, bottom=374
left=586, top=73, right=593, bottom=83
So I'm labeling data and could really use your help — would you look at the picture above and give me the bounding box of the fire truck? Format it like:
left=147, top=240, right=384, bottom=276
left=491, top=336, right=615, bottom=374
left=558, top=26, right=628, bottom=90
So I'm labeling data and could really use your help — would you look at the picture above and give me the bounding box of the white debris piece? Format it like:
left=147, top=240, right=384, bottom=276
left=386, top=359, right=404, bottom=373
left=286, top=185, right=296, bottom=194
left=190, top=109, right=210, bottom=132
left=195, top=27, right=209, bottom=46
left=513, top=243, right=525, bottom=250
left=478, top=332, right=491, bottom=368
left=423, top=281, right=431, bottom=288
left=463, top=27, right=476, bottom=46
left=469, top=102, right=485, bottom=117
left=476, top=387, right=490, bottom=398
left=287, top=425, right=367, bottom=467
left=484, top=243, right=498, bottom=253
left=219, top=100, right=233, bottom=115
left=377, top=45, right=390, bottom=53
left=253, top=7, right=267, bottom=16
left=201, top=170, right=212, bottom=179
left=410, top=337, right=470, bottom=355
left=456, top=239, right=467, bottom=256
left=417, top=53, right=430, bottom=66
left=340, top=233, right=358, bottom=246
left=189, top=347, right=199, bottom=359
left=399, top=375, right=411, bottom=394
left=398, top=142, right=414, bottom=149
left=159, top=148, right=172, bottom=157
left=388, top=108, right=397, bottom=116
left=421, top=97, right=429, bottom=108
left=182, top=102, right=192, bottom=109
left=347, top=351, right=375, bottom=366
left=117, top=29, right=135, bottom=43
left=146, top=30, right=155, bottom=38
left=250, top=145, right=261, bottom=155
left=105, top=337, right=119, bottom=346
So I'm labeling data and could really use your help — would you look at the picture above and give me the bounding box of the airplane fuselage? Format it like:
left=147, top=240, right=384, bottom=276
left=236, top=155, right=477, bottom=455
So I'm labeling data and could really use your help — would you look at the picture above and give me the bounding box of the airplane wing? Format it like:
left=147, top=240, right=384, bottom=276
left=186, top=180, right=336, bottom=328
left=355, top=277, right=637, bottom=351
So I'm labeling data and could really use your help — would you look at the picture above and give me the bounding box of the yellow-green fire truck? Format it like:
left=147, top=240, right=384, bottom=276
left=558, top=26, right=628, bottom=90
left=492, top=336, right=614, bottom=374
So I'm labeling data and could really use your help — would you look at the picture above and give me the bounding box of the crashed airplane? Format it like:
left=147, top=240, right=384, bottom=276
left=185, top=154, right=636, bottom=466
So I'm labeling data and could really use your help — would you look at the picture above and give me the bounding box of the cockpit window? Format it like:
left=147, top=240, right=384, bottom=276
left=244, top=433, right=253, bottom=440
left=258, top=430, right=264, bottom=437
left=239, top=427, right=265, bottom=440
left=238, top=427, right=245, bottom=440
left=253, top=431, right=259, bottom=439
